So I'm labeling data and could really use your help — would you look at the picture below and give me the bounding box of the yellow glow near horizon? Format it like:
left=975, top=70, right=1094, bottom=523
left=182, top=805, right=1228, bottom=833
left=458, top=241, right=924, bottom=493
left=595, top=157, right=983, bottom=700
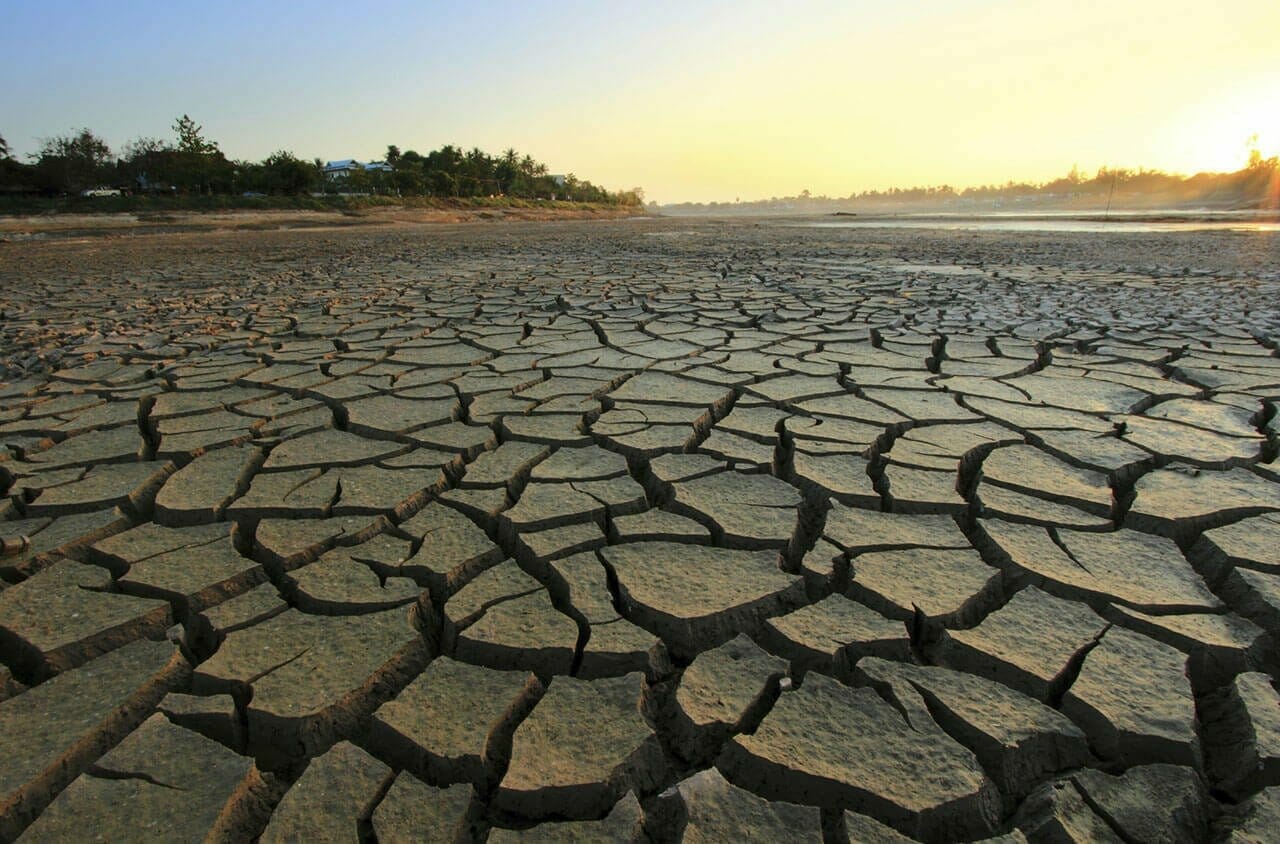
left=1165, top=78, right=1280, bottom=174
left=5, top=1, right=1276, bottom=204
left=514, top=1, right=1280, bottom=203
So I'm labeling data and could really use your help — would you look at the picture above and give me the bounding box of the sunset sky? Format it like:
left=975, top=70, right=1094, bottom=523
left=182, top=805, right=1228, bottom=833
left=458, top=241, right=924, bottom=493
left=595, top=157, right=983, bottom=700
left=3, top=0, right=1278, bottom=203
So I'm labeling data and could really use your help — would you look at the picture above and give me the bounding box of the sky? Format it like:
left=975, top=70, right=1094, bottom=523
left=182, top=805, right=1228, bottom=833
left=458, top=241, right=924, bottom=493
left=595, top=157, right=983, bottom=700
left=3, top=0, right=1279, bottom=203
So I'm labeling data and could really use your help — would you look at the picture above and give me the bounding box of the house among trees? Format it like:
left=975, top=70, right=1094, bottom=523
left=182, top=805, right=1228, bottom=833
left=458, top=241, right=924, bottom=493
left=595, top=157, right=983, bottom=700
left=322, top=159, right=393, bottom=180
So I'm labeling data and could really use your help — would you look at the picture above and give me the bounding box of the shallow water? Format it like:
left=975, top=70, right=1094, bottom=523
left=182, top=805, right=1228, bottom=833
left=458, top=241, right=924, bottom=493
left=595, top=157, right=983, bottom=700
left=800, top=218, right=1280, bottom=234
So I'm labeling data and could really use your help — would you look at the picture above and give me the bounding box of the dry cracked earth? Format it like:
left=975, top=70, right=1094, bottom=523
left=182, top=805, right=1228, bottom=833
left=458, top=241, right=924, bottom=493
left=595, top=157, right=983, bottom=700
left=1, top=219, right=1279, bottom=842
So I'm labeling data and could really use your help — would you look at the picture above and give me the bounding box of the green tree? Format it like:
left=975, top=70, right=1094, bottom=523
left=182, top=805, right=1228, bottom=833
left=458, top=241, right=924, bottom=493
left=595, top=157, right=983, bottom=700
left=173, top=115, right=218, bottom=155
left=0, top=132, right=36, bottom=192
left=260, top=150, right=317, bottom=194
left=496, top=147, right=519, bottom=194
left=429, top=169, right=458, bottom=197
left=33, top=128, right=114, bottom=192
left=170, top=115, right=229, bottom=193
left=118, top=136, right=174, bottom=191
left=425, top=145, right=465, bottom=196
left=391, top=164, right=423, bottom=195
left=562, top=173, right=580, bottom=200
left=122, top=136, right=168, bottom=159
left=460, top=147, right=494, bottom=196
left=390, top=149, right=426, bottom=195
left=385, top=145, right=401, bottom=165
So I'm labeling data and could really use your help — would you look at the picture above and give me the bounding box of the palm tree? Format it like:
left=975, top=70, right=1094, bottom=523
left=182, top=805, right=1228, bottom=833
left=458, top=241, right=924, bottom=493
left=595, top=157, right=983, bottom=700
left=498, top=148, right=520, bottom=194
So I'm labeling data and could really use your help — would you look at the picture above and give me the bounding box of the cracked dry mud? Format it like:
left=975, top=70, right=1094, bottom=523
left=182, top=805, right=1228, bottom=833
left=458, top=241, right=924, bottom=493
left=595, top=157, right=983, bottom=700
left=0, top=218, right=1278, bottom=842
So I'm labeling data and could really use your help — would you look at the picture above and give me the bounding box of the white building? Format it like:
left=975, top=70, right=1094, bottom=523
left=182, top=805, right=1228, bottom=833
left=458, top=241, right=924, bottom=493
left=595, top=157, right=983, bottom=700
left=323, top=159, right=394, bottom=180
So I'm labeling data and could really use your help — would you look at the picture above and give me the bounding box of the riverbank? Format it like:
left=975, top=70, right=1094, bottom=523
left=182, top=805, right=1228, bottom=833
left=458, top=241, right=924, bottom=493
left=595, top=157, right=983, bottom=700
left=0, top=196, right=647, bottom=240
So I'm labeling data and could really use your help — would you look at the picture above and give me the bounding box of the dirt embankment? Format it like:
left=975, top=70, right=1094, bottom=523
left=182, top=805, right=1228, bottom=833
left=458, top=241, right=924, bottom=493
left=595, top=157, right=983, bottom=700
left=0, top=202, right=649, bottom=241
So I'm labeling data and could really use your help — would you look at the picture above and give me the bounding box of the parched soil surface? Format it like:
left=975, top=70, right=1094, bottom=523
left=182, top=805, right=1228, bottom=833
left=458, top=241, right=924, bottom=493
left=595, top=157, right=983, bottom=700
left=1, top=218, right=1279, bottom=841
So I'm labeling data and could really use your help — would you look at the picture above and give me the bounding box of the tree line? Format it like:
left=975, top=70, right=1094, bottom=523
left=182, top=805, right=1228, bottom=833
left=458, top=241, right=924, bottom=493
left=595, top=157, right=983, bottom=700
left=0, top=118, right=643, bottom=205
left=660, top=150, right=1280, bottom=214
left=843, top=157, right=1280, bottom=206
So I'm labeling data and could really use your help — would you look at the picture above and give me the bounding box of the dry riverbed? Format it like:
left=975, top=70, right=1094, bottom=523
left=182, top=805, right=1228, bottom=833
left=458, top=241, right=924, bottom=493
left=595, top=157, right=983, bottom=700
left=0, top=218, right=1278, bottom=840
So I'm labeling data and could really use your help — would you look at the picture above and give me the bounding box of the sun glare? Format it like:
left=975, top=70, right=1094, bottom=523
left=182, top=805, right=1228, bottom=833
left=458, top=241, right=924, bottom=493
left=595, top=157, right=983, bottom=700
left=1174, top=78, right=1280, bottom=174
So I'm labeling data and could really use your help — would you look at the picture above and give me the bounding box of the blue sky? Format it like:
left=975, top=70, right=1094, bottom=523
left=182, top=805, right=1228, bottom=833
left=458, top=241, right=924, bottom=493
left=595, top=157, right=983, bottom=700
left=4, top=1, right=1278, bottom=202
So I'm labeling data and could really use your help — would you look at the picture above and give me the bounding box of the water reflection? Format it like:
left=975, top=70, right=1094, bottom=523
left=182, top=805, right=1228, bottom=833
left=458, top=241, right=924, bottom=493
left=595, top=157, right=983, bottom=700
left=799, top=217, right=1280, bottom=234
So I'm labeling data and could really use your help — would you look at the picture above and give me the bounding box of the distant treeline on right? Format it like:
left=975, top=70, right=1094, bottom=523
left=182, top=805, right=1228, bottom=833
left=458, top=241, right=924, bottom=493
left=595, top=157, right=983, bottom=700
left=661, top=152, right=1280, bottom=215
